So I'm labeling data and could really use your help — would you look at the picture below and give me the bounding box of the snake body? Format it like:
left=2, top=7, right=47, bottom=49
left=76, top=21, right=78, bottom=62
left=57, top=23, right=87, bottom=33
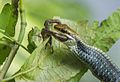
left=42, top=19, right=120, bottom=82
left=65, top=39, right=120, bottom=82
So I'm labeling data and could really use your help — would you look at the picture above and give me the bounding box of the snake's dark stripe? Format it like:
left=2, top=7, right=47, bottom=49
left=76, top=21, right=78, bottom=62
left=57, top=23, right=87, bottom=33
left=68, top=40, right=120, bottom=82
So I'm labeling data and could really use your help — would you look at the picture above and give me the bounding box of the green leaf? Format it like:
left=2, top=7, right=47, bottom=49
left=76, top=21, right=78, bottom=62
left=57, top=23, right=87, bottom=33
left=91, top=9, right=120, bottom=52
left=0, top=38, right=12, bottom=65
left=0, top=2, right=18, bottom=65
left=15, top=38, right=88, bottom=82
left=0, top=3, right=18, bottom=37
left=61, top=9, right=120, bottom=52
left=67, top=68, right=88, bottom=82
left=0, top=30, right=12, bottom=65
left=27, top=27, right=41, bottom=53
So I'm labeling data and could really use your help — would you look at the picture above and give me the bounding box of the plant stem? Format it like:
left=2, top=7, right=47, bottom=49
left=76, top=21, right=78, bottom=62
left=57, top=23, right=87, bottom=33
left=0, top=0, right=26, bottom=81
left=4, top=36, right=29, bottom=53
left=18, top=0, right=27, bottom=43
left=2, top=65, right=37, bottom=82
left=0, top=45, right=19, bottom=82
left=0, top=29, right=29, bottom=52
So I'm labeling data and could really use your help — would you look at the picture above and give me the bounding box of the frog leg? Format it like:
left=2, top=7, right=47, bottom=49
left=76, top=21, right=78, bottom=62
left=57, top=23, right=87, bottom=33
left=42, top=19, right=61, bottom=52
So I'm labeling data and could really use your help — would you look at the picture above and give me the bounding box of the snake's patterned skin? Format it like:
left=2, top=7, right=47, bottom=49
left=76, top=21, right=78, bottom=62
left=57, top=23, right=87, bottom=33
left=65, top=39, right=120, bottom=82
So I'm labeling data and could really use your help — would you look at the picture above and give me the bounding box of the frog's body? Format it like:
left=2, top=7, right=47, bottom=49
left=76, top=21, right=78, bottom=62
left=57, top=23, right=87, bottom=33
left=42, top=19, right=120, bottom=82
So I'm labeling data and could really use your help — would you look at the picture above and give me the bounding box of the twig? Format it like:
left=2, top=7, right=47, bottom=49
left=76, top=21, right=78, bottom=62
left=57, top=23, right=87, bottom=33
left=0, top=45, right=19, bottom=82
left=0, top=29, right=29, bottom=52
left=4, top=36, right=29, bottom=52
left=2, top=66, right=37, bottom=82
left=18, top=0, right=27, bottom=43
left=0, top=0, right=26, bottom=81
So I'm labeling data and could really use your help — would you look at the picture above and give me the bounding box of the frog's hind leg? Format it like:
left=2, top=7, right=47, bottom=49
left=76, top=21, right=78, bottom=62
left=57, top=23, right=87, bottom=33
left=45, top=36, right=54, bottom=53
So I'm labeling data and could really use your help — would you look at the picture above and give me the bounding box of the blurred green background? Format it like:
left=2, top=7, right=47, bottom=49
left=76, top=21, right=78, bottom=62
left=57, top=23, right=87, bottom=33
left=0, top=0, right=120, bottom=82
left=0, top=0, right=90, bottom=26
left=23, top=0, right=90, bottom=27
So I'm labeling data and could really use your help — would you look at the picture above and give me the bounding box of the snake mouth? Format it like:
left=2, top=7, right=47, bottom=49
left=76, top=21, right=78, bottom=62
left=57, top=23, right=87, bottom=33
left=41, top=19, right=79, bottom=43
left=41, top=23, right=78, bottom=43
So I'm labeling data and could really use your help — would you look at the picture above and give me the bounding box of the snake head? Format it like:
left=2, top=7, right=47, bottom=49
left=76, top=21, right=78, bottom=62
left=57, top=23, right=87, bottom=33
left=41, top=23, right=78, bottom=42
left=53, top=24, right=79, bottom=41
left=51, top=24, right=79, bottom=46
left=41, top=20, right=79, bottom=47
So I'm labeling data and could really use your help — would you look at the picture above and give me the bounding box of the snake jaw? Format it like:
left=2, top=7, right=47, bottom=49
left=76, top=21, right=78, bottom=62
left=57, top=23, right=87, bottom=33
left=41, top=19, right=78, bottom=47
left=41, top=27, right=76, bottom=43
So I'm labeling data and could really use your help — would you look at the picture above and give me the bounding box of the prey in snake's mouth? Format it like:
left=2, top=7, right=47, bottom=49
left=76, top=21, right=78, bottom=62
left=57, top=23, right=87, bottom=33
left=41, top=19, right=78, bottom=46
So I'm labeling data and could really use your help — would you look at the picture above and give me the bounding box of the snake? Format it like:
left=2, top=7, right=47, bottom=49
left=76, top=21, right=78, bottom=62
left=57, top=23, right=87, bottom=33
left=41, top=19, right=120, bottom=82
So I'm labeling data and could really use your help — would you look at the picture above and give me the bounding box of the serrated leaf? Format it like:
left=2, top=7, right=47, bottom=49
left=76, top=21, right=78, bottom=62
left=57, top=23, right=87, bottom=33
left=91, top=9, right=120, bottom=52
left=0, top=3, right=18, bottom=37
left=59, top=9, right=120, bottom=52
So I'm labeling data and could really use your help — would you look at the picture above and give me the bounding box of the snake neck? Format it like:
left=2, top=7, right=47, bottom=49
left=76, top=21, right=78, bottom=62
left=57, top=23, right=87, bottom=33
left=63, top=37, right=120, bottom=82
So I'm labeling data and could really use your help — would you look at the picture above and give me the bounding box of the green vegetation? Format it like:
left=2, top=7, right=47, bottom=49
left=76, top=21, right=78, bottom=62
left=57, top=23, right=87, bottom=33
left=0, top=0, right=120, bottom=82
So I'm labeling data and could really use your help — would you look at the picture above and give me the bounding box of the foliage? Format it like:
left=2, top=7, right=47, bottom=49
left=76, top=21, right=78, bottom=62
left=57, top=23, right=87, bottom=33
left=0, top=1, right=18, bottom=65
left=91, top=10, right=120, bottom=51
left=0, top=2, right=18, bottom=37
left=27, top=27, right=40, bottom=53
left=0, top=0, right=120, bottom=82
left=15, top=37, right=88, bottom=82
left=15, top=9, right=120, bottom=82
